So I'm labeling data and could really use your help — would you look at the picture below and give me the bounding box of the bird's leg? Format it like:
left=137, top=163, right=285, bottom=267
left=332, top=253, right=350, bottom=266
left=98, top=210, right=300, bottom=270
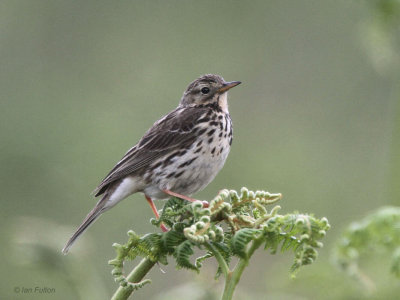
left=145, top=195, right=169, bottom=232
left=162, top=189, right=209, bottom=208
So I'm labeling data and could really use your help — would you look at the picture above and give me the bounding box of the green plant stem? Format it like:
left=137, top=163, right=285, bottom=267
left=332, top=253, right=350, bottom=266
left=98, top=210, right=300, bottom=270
left=111, top=258, right=156, bottom=300
left=221, top=238, right=264, bottom=300
left=205, top=242, right=229, bottom=277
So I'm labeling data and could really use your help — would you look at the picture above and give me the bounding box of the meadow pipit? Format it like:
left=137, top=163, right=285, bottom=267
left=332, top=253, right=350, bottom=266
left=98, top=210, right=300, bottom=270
left=62, top=74, right=241, bottom=254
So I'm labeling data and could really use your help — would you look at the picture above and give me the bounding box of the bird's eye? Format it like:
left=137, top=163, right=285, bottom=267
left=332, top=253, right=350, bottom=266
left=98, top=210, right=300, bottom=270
left=201, top=87, right=210, bottom=94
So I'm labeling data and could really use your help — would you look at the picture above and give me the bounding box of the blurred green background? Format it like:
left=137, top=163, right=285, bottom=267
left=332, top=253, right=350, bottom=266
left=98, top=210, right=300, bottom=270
left=1, top=0, right=400, bottom=299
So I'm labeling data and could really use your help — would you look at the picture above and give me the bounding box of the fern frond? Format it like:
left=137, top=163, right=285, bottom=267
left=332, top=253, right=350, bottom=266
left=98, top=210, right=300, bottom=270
left=195, top=252, right=213, bottom=269
left=231, top=228, right=260, bottom=258
left=110, top=187, right=330, bottom=299
left=161, top=229, right=186, bottom=253
left=174, top=240, right=198, bottom=272
left=129, top=233, right=162, bottom=262
left=334, top=206, right=400, bottom=284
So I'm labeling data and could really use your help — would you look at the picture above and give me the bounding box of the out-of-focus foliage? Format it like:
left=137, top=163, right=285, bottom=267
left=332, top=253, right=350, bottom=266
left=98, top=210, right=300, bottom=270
left=9, top=217, right=108, bottom=299
left=1, top=0, right=400, bottom=299
left=333, top=1, right=400, bottom=296
left=333, top=206, right=400, bottom=293
left=360, top=0, right=400, bottom=75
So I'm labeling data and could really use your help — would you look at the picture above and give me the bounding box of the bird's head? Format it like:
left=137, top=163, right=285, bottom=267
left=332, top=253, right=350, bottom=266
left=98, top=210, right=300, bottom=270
left=180, top=74, right=241, bottom=111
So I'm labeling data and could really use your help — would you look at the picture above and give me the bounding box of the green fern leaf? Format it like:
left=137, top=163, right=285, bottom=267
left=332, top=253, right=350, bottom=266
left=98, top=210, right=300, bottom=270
left=174, top=240, right=198, bottom=272
left=231, top=228, right=260, bottom=258
left=133, top=233, right=162, bottom=261
left=161, top=229, right=186, bottom=253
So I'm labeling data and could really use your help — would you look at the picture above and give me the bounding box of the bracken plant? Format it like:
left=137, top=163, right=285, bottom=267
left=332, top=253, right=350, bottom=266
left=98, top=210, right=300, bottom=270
left=109, top=187, right=330, bottom=300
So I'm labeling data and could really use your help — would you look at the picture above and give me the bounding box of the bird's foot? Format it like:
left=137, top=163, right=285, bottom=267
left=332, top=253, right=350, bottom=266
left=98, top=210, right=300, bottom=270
left=162, top=189, right=209, bottom=208
left=160, top=223, right=169, bottom=232
left=145, top=195, right=170, bottom=232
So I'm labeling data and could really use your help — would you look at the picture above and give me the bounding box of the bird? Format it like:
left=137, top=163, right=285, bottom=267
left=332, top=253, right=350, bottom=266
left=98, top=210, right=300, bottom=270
left=62, top=74, right=241, bottom=254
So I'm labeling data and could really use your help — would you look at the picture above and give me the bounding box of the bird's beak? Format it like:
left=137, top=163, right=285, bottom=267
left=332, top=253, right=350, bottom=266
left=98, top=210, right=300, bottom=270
left=217, top=81, right=241, bottom=93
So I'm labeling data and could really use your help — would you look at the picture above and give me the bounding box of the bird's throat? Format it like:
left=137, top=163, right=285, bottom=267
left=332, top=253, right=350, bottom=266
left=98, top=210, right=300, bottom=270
left=218, top=92, right=229, bottom=113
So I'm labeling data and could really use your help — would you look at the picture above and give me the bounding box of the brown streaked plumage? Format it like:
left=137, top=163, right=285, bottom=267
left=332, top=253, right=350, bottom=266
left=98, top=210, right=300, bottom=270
left=62, top=74, right=241, bottom=254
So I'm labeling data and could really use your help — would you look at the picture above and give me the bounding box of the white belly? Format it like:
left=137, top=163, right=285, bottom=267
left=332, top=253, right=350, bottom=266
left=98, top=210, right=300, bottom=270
left=144, top=115, right=232, bottom=200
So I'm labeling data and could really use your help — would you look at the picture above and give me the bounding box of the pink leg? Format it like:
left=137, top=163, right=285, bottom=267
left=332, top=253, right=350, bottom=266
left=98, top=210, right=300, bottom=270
left=145, top=195, right=169, bottom=232
left=162, top=189, right=209, bottom=208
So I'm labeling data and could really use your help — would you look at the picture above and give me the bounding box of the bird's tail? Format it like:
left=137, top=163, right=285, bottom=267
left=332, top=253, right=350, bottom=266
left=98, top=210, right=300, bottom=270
left=62, top=197, right=109, bottom=255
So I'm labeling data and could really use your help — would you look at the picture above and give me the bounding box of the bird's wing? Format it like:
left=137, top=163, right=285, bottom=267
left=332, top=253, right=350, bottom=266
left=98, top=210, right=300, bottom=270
left=93, top=106, right=209, bottom=196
